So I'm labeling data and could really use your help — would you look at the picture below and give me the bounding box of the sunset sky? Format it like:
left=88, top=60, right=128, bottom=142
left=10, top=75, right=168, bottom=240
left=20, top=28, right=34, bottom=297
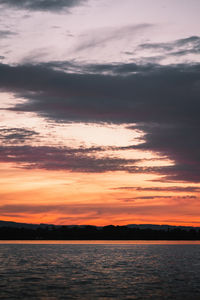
left=0, top=0, right=200, bottom=226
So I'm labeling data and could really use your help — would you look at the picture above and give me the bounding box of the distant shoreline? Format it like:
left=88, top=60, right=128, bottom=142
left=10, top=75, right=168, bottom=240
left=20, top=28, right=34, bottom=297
left=1, top=223, right=200, bottom=241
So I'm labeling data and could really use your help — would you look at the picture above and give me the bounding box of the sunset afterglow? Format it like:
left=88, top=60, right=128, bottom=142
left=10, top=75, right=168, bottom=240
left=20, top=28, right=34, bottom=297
left=0, top=0, right=200, bottom=226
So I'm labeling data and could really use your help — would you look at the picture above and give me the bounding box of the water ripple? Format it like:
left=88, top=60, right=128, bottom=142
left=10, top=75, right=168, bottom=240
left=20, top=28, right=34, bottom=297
left=0, top=244, right=200, bottom=299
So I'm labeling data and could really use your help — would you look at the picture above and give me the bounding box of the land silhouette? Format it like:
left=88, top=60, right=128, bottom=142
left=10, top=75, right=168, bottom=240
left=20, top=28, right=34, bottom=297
left=0, top=221, right=200, bottom=240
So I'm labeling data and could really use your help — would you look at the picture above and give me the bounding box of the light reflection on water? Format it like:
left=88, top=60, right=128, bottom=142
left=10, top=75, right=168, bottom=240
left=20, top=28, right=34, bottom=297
left=0, top=242, right=200, bottom=299
left=1, top=240, right=200, bottom=244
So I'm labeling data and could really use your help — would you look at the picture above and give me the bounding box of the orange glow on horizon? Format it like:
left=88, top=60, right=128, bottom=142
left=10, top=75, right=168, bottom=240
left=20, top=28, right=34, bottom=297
left=0, top=162, right=200, bottom=227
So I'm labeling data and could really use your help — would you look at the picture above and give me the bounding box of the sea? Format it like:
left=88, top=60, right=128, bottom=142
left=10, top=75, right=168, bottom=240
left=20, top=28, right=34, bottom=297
left=0, top=241, right=200, bottom=300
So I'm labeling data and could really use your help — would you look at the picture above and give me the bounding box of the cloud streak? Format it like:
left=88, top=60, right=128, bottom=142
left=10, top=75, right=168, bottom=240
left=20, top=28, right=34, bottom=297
left=115, top=186, right=200, bottom=193
left=1, top=200, right=200, bottom=220
left=0, top=0, right=86, bottom=12
left=0, top=145, right=140, bottom=173
left=73, top=24, right=153, bottom=53
left=138, top=36, right=200, bottom=57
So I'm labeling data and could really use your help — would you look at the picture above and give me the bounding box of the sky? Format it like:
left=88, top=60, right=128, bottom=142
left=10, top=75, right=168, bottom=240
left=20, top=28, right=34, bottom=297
left=0, top=0, right=200, bottom=226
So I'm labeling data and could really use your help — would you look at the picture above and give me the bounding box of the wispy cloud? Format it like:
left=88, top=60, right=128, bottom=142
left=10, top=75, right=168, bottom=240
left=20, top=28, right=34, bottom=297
left=1, top=200, right=200, bottom=220
left=72, top=23, right=153, bottom=53
left=138, top=36, right=200, bottom=57
left=0, top=144, right=140, bottom=173
left=114, top=186, right=200, bottom=193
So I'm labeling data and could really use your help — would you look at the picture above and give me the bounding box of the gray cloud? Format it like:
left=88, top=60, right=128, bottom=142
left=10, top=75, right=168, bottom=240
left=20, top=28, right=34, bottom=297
left=133, top=122, right=200, bottom=182
left=120, top=196, right=172, bottom=202
left=139, top=36, right=200, bottom=57
left=0, top=128, right=38, bottom=143
left=0, top=55, right=199, bottom=182
left=0, top=30, right=16, bottom=38
left=0, top=0, right=86, bottom=11
left=80, top=62, right=158, bottom=75
left=114, top=186, right=200, bottom=193
left=119, top=196, right=197, bottom=203
left=43, top=60, right=158, bottom=75
left=0, top=145, right=139, bottom=173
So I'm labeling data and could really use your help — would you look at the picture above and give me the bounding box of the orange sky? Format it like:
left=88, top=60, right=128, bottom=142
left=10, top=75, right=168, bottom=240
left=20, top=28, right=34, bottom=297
left=1, top=161, right=200, bottom=226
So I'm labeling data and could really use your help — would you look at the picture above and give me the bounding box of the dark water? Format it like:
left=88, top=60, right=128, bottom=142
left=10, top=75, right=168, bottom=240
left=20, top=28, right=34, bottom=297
left=1, top=242, right=200, bottom=299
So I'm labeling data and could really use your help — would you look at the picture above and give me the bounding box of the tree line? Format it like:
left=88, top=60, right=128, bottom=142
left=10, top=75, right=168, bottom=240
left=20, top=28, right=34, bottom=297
left=0, top=225, right=200, bottom=240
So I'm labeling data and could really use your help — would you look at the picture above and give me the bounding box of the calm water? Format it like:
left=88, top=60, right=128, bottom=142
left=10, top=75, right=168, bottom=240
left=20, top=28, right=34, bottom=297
left=0, top=241, right=200, bottom=300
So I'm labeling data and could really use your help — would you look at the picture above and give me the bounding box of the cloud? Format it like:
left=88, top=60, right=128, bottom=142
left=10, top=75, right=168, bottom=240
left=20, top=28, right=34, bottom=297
left=119, top=196, right=172, bottom=202
left=0, top=144, right=140, bottom=173
left=119, top=196, right=197, bottom=203
left=0, top=128, right=38, bottom=143
left=38, top=60, right=157, bottom=75
left=1, top=200, right=200, bottom=220
left=79, top=62, right=157, bottom=75
left=0, top=0, right=86, bottom=12
left=0, top=57, right=199, bottom=182
left=114, top=186, right=200, bottom=193
left=133, top=122, right=200, bottom=182
left=73, top=23, right=153, bottom=52
left=2, top=61, right=199, bottom=124
left=0, top=30, right=16, bottom=38
left=138, top=36, right=200, bottom=57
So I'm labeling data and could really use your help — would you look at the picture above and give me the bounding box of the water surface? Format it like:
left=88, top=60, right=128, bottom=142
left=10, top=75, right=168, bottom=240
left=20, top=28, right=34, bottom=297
left=0, top=241, right=200, bottom=299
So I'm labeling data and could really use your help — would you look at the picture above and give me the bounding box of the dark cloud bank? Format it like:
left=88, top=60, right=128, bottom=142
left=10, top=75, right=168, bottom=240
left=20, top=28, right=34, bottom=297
left=0, top=0, right=86, bottom=11
left=0, top=42, right=200, bottom=182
